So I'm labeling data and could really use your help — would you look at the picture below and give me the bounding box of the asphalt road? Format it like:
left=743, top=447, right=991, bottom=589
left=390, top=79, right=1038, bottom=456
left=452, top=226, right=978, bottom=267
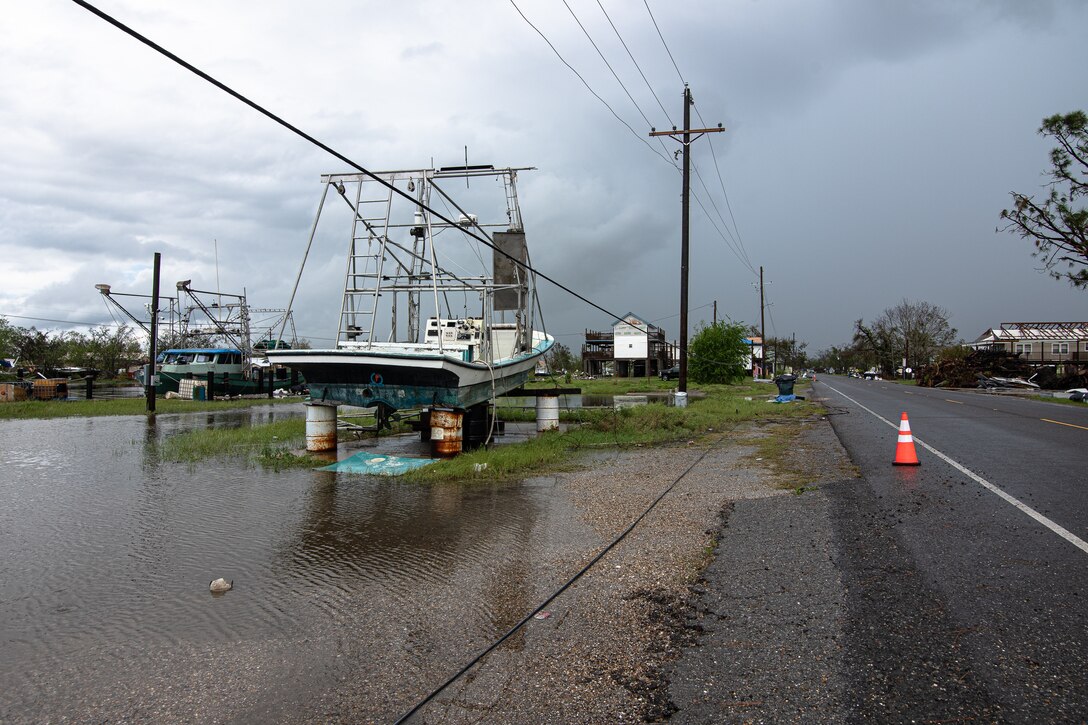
left=816, top=375, right=1088, bottom=721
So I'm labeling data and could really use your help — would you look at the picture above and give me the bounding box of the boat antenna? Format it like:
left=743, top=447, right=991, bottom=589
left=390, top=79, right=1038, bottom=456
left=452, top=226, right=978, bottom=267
left=214, top=238, right=222, bottom=312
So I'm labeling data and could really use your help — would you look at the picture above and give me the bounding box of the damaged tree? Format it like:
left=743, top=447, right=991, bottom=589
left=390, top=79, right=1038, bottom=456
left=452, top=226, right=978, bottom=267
left=1001, top=111, right=1088, bottom=288
left=854, top=300, right=958, bottom=376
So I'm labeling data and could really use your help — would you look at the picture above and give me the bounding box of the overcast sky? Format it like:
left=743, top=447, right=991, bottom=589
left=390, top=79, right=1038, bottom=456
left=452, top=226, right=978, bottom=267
left=2, top=0, right=1086, bottom=355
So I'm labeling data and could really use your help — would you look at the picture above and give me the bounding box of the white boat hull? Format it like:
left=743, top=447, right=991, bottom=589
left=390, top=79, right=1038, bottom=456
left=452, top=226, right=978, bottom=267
left=267, top=334, right=552, bottom=411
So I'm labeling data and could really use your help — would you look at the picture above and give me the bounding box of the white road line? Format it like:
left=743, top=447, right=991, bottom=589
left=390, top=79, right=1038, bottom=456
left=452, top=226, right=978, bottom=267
left=824, top=382, right=1088, bottom=555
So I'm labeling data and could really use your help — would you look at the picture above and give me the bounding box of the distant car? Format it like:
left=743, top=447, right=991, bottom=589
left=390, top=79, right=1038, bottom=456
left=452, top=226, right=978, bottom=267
left=660, top=365, right=680, bottom=381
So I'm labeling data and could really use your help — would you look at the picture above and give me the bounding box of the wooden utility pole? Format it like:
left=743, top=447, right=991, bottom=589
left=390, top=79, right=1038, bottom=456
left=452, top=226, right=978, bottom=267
left=712, top=300, right=717, bottom=326
left=146, top=252, right=161, bottom=413
left=649, top=85, right=723, bottom=396
left=759, top=265, right=766, bottom=379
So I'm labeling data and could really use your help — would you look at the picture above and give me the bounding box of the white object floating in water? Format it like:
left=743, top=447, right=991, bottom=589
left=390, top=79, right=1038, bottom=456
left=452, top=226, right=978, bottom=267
left=209, top=577, right=233, bottom=593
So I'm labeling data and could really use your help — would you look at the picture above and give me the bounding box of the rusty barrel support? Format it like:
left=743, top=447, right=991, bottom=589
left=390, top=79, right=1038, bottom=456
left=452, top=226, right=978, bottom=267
left=536, top=395, right=559, bottom=432
left=430, top=408, right=463, bottom=457
left=305, top=402, right=338, bottom=452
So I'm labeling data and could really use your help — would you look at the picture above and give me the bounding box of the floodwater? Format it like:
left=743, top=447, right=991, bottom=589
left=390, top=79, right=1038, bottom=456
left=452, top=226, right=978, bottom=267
left=0, top=404, right=600, bottom=722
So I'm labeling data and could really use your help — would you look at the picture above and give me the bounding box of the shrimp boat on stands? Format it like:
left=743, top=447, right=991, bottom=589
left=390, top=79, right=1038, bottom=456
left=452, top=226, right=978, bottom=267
left=96, top=280, right=301, bottom=397
left=266, top=164, right=553, bottom=429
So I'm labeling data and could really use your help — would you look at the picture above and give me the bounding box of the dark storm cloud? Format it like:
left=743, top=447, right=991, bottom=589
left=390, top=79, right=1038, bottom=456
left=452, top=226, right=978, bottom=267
left=2, top=0, right=1086, bottom=353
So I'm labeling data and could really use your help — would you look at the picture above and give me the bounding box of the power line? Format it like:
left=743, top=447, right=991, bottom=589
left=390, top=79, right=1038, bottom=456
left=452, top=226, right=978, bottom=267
left=393, top=444, right=715, bottom=724
left=695, top=106, right=752, bottom=270
left=690, top=165, right=757, bottom=277
left=596, top=0, right=674, bottom=125
left=560, top=0, right=678, bottom=164
left=562, top=0, right=653, bottom=130
left=510, top=1, right=755, bottom=282
left=644, top=0, right=685, bottom=86
left=639, top=2, right=757, bottom=278
left=70, top=0, right=668, bottom=342
left=1, top=312, right=112, bottom=328
left=509, top=0, right=677, bottom=170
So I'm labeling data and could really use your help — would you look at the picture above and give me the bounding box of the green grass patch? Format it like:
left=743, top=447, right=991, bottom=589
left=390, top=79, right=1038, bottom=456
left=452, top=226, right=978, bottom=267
left=149, top=379, right=821, bottom=480
left=0, top=396, right=302, bottom=420
left=739, top=419, right=821, bottom=490
left=1029, top=394, right=1088, bottom=407
left=159, top=418, right=312, bottom=466
left=405, top=381, right=820, bottom=483
left=524, top=376, right=687, bottom=395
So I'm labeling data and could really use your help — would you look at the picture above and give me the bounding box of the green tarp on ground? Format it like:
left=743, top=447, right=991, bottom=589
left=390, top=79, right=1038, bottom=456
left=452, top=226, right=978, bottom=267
left=320, top=451, right=436, bottom=476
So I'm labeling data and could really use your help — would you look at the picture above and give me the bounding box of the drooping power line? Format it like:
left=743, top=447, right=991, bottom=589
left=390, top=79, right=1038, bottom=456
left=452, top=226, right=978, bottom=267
left=69, top=0, right=666, bottom=340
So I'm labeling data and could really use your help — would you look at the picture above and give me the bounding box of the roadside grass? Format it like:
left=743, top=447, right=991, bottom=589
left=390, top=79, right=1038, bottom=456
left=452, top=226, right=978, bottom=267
left=738, top=419, right=822, bottom=492
left=151, top=378, right=822, bottom=479
left=405, top=380, right=819, bottom=482
left=1029, top=394, right=1088, bottom=407
left=0, top=396, right=303, bottom=420
left=525, top=375, right=687, bottom=395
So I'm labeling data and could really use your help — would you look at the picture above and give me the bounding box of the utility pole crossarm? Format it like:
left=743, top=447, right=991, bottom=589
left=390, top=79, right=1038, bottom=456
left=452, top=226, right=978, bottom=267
left=649, top=127, right=725, bottom=138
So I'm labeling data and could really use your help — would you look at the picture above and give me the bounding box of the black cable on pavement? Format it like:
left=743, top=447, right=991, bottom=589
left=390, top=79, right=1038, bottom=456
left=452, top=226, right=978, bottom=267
left=392, top=442, right=716, bottom=724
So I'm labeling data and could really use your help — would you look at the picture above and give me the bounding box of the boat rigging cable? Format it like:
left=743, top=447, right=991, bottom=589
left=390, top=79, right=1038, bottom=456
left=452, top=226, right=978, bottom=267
left=392, top=442, right=715, bottom=724
left=69, top=0, right=657, bottom=339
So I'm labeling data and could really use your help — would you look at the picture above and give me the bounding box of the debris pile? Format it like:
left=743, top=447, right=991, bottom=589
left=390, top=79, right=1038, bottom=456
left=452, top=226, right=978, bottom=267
left=917, top=349, right=1088, bottom=390
left=1027, top=364, right=1088, bottom=391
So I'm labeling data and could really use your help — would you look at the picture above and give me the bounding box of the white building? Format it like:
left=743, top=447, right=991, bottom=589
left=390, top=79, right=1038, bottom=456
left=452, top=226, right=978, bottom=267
left=610, top=312, right=672, bottom=378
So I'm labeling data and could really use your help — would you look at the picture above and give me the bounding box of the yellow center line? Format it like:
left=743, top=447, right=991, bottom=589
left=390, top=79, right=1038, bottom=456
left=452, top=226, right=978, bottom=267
left=1042, top=418, right=1088, bottom=432
left=945, top=399, right=963, bottom=404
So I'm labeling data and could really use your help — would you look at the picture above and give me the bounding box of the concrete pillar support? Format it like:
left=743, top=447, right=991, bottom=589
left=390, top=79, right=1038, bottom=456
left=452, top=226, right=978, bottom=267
left=536, top=395, right=560, bottom=432
left=305, top=402, right=338, bottom=452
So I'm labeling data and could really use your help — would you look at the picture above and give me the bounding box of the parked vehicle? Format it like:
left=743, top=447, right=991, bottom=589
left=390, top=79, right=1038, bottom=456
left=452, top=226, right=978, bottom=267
left=660, top=365, right=680, bottom=381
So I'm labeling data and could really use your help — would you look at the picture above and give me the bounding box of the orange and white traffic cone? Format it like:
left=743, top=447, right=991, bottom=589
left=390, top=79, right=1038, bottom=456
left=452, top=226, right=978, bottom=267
left=894, top=412, right=920, bottom=466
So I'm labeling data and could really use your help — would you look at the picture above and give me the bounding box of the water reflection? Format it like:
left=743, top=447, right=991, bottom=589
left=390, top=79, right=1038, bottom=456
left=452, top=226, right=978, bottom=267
left=0, top=405, right=587, bottom=722
left=283, top=471, right=542, bottom=612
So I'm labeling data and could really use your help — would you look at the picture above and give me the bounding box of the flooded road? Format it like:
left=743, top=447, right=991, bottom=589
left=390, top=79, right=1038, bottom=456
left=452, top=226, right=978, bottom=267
left=0, top=405, right=598, bottom=722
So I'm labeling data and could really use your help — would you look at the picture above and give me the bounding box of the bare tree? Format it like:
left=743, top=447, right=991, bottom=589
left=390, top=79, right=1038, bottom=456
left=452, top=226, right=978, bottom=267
left=856, top=300, right=958, bottom=375
left=1000, top=111, right=1088, bottom=288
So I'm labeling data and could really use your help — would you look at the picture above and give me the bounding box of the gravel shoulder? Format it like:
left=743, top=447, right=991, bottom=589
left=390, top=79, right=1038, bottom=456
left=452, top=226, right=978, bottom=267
left=413, top=415, right=858, bottom=723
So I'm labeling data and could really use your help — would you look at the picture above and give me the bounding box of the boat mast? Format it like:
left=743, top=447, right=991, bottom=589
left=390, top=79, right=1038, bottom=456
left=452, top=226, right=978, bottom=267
left=424, top=169, right=443, bottom=353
